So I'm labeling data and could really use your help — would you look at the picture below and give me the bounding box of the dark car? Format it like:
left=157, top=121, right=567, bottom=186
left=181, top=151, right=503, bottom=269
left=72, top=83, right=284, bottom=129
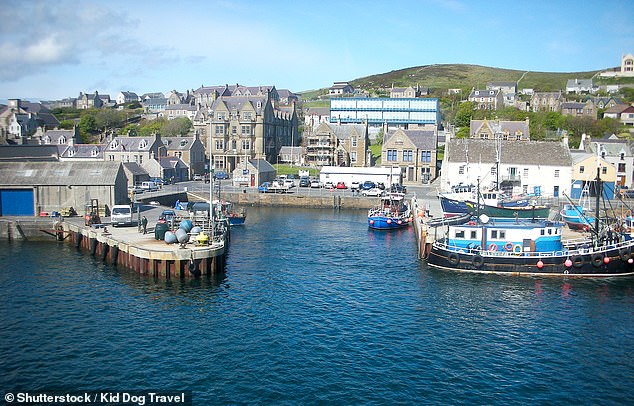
left=299, top=177, right=310, bottom=187
left=160, top=209, right=176, bottom=222
left=214, top=171, right=229, bottom=180
left=390, top=184, right=407, bottom=194
left=361, top=181, right=376, bottom=190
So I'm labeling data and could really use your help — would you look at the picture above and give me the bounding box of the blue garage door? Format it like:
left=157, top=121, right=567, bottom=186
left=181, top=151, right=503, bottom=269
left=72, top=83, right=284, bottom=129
left=0, top=189, right=35, bottom=216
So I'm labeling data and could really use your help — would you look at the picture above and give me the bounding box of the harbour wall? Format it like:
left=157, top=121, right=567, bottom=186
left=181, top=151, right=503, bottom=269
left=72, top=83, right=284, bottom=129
left=188, top=191, right=377, bottom=210
left=0, top=218, right=65, bottom=241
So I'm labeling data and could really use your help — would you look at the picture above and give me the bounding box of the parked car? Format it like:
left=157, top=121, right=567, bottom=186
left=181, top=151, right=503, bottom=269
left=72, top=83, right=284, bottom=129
left=362, top=188, right=385, bottom=197
left=390, top=184, right=407, bottom=193
left=214, top=171, right=229, bottom=180
left=160, top=209, right=176, bottom=222
left=361, top=181, right=376, bottom=190
left=324, top=181, right=335, bottom=189
left=150, top=177, right=165, bottom=186
left=350, top=181, right=360, bottom=190
left=284, top=178, right=296, bottom=188
left=310, top=179, right=322, bottom=188
left=192, top=174, right=203, bottom=181
left=336, top=181, right=347, bottom=189
left=299, top=177, right=310, bottom=187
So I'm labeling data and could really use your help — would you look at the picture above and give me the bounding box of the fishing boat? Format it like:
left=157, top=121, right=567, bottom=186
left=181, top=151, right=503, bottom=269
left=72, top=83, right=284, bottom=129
left=465, top=201, right=551, bottom=219
left=424, top=169, right=634, bottom=277
left=368, top=193, right=412, bottom=230
left=218, top=200, right=247, bottom=226
left=439, top=185, right=535, bottom=218
left=560, top=204, right=594, bottom=231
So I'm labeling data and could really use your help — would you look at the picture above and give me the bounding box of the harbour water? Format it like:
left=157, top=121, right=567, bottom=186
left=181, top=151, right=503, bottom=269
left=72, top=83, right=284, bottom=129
left=1, top=207, right=634, bottom=404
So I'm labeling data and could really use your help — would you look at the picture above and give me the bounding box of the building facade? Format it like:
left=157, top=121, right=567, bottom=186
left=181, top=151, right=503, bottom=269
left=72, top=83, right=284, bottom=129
left=469, top=119, right=530, bottom=140
left=382, top=128, right=438, bottom=184
left=330, top=97, right=439, bottom=127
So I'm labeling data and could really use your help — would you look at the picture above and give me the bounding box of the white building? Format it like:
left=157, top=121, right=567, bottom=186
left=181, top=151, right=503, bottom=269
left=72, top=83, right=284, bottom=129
left=319, top=166, right=402, bottom=187
left=441, top=138, right=572, bottom=198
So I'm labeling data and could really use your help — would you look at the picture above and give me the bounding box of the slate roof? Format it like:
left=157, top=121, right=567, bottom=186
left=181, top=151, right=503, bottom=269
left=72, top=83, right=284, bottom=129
left=561, top=102, right=587, bottom=109
left=162, top=137, right=196, bottom=150
left=248, top=159, right=275, bottom=173
left=42, top=129, right=75, bottom=144
left=331, top=124, right=366, bottom=140
left=587, top=141, right=631, bottom=156
left=385, top=129, right=436, bottom=150
left=470, top=119, right=529, bottom=136
left=122, top=162, right=147, bottom=176
left=164, top=103, right=196, bottom=111
left=446, top=139, right=571, bottom=166
left=158, top=156, right=187, bottom=169
left=211, top=96, right=265, bottom=114
left=0, top=145, right=60, bottom=161
left=0, top=161, right=122, bottom=186
left=59, top=144, right=104, bottom=159
left=107, top=136, right=157, bottom=152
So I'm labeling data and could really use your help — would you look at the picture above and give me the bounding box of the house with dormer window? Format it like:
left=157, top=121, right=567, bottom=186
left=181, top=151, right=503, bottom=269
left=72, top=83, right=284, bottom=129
left=468, top=89, right=504, bottom=110
left=162, top=134, right=206, bottom=178
left=583, top=136, right=633, bottom=188
left=104, top=134, right=164, bottom=165
left=469, top=119, right=530, bottom=141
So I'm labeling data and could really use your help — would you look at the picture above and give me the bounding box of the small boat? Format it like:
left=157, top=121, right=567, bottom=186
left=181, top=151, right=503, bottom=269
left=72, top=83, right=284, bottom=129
left=424, top=215, right=634, bottom=277
left=560, top=204, right=594, bottom=231
left=466, top=201, right=551, bottom=219
left=219, top=200, right=246, bottom=226
left=368, top=193, right=412, bottom=230
left=439, top=184, right=534, bottom=218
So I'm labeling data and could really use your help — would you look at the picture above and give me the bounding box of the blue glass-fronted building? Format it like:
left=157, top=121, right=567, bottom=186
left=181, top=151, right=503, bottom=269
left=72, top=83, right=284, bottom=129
left=330, top=97, right=439, bottom=127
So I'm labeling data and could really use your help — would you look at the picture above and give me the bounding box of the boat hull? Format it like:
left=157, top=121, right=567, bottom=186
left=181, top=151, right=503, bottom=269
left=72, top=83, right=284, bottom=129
left=368, top=215, right=411, bottom=230
left=228, top=215, right=246, bottom=226
left=426, top=243, right=634, bottom=277
left=467, top=202, right=551, bottom=219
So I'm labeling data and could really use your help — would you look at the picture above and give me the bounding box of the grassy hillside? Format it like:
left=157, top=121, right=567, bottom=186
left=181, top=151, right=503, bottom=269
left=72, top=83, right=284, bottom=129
left=300, top=64, right=603, bottom=98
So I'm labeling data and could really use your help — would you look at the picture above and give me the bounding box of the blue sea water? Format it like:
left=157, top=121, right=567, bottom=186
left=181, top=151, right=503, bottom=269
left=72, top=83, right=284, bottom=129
left=1, top=207, right=634, bottom=405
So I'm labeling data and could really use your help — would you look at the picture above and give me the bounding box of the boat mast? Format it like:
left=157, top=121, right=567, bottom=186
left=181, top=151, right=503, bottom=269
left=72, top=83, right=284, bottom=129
left=594, top=143, right=601, bottom=234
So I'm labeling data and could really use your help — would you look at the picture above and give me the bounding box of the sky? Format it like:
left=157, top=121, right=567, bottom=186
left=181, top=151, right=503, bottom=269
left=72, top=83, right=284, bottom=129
left=0, top=0, right=632, bottom=101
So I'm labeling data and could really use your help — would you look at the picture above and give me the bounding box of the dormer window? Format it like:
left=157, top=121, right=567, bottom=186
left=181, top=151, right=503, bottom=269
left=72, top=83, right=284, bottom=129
left=110, top=140, right=119, bottom=149
left=139, top=139, right=148, bottom=149
left=180, top=140, right=188, bottom=147
left=91, top=148, right=99, bottom=157
left=43, top=136, right=51, bottom=144
left=59, top=136, right=66, bottom=144
left=68, top=147, right=76, bottom=157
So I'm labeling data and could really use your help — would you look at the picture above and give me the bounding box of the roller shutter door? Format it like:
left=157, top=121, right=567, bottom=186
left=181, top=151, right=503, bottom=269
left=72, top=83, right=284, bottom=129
left=0, top=189, right=35, bottom=216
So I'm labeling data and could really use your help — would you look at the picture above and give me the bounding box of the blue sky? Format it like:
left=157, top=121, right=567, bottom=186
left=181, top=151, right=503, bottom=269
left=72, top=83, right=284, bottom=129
left=0, top=0, right=632, bottom=100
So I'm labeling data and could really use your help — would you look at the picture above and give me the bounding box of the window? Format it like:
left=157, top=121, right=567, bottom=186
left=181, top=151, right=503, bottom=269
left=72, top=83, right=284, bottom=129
left=232, top=140, right=237, bottom=150
left=351, top=137, right=357, bottom=147
left=241, top=125, right=251, bottom=135
left=215, top=140, right=224, bottom=150
left=491, top=230, right=498, bottom=239
left=232, top=126, right=237, bottom=135
left=421, top=151, right=431, bottom=162
left=242, top=140, right=250, bottom=150
left=491, top=166, right=496, bottom=176
left=580, top=165, right=584, bottom=173
left=215, top=125, right=224, bottom=135
left=351, top=152, right=357, bottom=162
left=523, top=168, right=528, bottom=177
left=455, top=230, right=465, bottom=238
left=602, top=167, right=607, bottom=175
left=403, top=150, right=413, bottom=162
left=618, top=163, right=626, bottom=173
left=470, top=231, right=477, bottom=239
left=554, top=170, right=560, bottom=178
left=243, top=112, right=252, bottom=120
left=387, top=149, right=397, bottom=161
left=459, top=166, right=465, bottom=175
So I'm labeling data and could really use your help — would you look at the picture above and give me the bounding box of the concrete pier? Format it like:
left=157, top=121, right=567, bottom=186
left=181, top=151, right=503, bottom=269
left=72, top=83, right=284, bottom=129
left=1, top=207, right=227, bottom=278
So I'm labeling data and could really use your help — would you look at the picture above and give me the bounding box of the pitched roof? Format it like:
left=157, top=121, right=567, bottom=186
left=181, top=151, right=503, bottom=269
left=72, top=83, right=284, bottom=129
left=0, top=161, right=122, bottom=186
left=385, top=129, right=436, bottom=150
left=162, top=137, right=196, bottom=150
left=0, top=145, right=60, bottom=161
left=59, top=144, right=104, bottom=159
left=446, top=139, right=571, bottom=166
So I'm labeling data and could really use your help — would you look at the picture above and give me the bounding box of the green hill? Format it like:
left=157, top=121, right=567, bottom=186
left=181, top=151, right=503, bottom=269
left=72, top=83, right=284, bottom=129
left=301, top=64, right=605, bottom=98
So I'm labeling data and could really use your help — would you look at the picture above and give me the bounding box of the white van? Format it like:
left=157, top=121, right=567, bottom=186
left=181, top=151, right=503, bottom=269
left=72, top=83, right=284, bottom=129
left=111, top=205, right=134, bottom=227
left=141, top=181, right=159, bottom=192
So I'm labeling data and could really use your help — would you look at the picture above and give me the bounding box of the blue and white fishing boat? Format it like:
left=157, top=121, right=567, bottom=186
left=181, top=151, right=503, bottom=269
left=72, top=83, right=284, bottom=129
left=424, top=215, right=634, bottom=277
left=425, top=169, right=634, bottom=277
left=368, top=193, right=412, bottom=230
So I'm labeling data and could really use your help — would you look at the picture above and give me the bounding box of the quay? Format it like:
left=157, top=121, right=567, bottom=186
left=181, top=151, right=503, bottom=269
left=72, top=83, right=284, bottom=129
left=0, top=205, right=227, bottom=278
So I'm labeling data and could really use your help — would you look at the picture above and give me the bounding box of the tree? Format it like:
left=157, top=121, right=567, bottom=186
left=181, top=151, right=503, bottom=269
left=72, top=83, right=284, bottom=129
left=94, top=109, right=125, bottom=132
left=118, top=124, right=138, bottom=136
left=163, top=117, right=193, bottom=136
left=138, top=118, right=167, bottom=137
left=454, top=101, right=475, bottom=128
left=59, top=120, right=75, bottom=130
left=78, top=114, right=97, bottom=140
